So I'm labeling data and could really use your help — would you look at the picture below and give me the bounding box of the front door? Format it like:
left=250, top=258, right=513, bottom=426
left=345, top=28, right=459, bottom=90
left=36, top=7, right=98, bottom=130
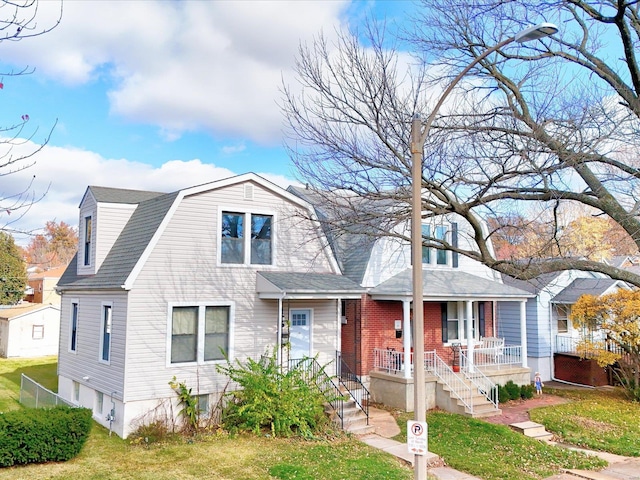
left=290, top=309, right=311, bottom=359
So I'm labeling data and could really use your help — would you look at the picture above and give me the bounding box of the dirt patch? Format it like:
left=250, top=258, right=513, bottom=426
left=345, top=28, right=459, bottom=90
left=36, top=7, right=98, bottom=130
left=568, top=416, right=617, bottom=434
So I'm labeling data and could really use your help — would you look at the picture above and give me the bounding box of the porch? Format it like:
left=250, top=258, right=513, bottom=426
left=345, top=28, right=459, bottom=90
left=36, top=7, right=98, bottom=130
left=369, top=347, right=530, bottom=416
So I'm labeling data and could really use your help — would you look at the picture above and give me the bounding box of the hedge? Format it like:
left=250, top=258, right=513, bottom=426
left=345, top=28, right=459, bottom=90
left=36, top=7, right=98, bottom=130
left=0, top=406, right=92, bottom=467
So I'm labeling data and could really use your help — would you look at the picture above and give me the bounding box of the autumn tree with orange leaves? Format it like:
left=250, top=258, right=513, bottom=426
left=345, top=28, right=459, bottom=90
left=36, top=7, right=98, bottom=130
left=572, top=289, right=640, bottom=400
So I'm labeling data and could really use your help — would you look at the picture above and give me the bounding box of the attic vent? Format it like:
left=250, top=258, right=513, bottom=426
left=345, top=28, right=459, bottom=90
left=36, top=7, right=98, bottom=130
left=244, top=184, right=254, bottom=201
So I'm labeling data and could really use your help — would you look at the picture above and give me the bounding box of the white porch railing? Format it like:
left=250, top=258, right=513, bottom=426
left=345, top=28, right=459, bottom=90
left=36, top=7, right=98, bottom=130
left=373, top=348, right=498, bottom=414
left=461, top=345, right=522, bottom=369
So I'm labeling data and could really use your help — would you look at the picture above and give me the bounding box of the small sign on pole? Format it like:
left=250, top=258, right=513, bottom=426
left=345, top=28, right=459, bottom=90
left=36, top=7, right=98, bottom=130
left=407, top=420, right=428, bottom=455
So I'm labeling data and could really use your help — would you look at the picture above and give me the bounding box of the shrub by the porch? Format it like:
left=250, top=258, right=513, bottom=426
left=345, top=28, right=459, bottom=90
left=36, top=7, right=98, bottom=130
left=0, top=406, right=92, bottom=466
left=217, top=353, right=329, bottom=437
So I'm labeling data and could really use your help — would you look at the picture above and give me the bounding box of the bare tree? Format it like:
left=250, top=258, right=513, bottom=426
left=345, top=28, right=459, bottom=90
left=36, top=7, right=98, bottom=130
left=0, top=0, right=62, bottom=235
left=282, top=0, right=640, bottom=286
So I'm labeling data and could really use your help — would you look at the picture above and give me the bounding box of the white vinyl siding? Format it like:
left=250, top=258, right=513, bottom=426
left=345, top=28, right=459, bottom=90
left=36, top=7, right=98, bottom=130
left=122, top=181, right=338, bottom=402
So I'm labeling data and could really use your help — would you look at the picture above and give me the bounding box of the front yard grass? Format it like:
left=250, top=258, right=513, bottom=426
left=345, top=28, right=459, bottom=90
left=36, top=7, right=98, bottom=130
left=0, top=357, right=412, bottom=479
left=530, top=387, right=640, bottom=457
left=393, top=410, right=606, bottom=480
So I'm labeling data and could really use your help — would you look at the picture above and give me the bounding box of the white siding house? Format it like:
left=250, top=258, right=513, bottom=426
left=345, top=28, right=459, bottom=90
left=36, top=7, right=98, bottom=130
left=0, top=304, right=60, bottom=358
left=57, top=174, right=363, bottom=438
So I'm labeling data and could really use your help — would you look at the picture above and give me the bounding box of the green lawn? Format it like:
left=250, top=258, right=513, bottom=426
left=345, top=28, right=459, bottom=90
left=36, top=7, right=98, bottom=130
left=393, top=410, right=605, bottom=480
left=0, top=356, right=57, bottom=412
left=530, top=387, right=640, bottom=457
left=0, top=357, right=412, bottom=480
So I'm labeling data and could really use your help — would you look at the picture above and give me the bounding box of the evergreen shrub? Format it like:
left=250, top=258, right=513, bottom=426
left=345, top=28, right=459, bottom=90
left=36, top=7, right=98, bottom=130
left=0, top=406, right=92, bottom=466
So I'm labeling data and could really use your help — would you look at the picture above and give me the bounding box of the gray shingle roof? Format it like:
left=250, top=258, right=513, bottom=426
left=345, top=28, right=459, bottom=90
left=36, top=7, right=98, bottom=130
left=257, top=271, right=364, bottom=294
left=371, top=268, right=532, bottom=299
left=89, top=186, right=166, bottom=204
left=500, top=271, right=563, bottom=294
left=552, top=278, right=620, bottom=304
left=58, top=191, right=179, bottom=290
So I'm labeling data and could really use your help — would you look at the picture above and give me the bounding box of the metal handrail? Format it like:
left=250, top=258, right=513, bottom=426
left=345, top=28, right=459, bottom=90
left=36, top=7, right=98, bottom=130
left=337, top=352, right=370, bottom=425
left=289, top=357, right=355, bottom=429
left=427, top=351, right=474, bottom=413
left=458, top=350, right=499, bottom=410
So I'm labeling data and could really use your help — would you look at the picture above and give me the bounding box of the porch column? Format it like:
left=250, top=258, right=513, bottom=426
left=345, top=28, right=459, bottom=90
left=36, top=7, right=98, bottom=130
left=520, top=300, right=528, bottom=368
left=277, top=296, right=284, bottom=367
left=465, top=300, right=474, bottom=373
left=402, top=299, right=412, bottom=379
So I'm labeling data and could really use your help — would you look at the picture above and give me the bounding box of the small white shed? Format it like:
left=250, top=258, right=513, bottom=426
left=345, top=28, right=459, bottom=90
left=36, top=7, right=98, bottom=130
left=0, top=303, right=60, bottom=358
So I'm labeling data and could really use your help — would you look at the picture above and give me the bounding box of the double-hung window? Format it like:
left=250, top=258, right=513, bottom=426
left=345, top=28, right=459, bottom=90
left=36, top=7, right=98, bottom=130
left=221, top=211, right=272, bottom=265
left=70, top=301, right=79, bottom=352
left=441, top=301, right=481, bottom=343
left=555, top=304, right=570, bottom=333
left=83, top=216, right=92, bottom=266
left=100, top=303, right=112, bottom=363
left=170, top=304, right=231, bottom=364
left=420, top=222, right=458, bottom=267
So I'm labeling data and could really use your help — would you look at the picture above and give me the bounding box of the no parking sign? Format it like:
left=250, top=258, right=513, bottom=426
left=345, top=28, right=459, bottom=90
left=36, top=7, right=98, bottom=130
left=407, top=420, right=428, bottom=455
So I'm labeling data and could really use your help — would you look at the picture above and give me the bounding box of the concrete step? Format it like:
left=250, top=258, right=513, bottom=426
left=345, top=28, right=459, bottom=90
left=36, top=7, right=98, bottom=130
left=562, top=469, right=623, bottom=480
left=510, top=421, right=554, bottom=441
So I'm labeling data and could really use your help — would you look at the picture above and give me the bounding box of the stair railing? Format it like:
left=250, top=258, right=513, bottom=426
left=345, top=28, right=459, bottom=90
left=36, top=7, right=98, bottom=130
left=336, top=352, right=370, bottom=425
left=427, top=351, right=474, bottom=413
left=289, top=357, right=347, bottom=429
left=458, top=350, right=499, bottom=410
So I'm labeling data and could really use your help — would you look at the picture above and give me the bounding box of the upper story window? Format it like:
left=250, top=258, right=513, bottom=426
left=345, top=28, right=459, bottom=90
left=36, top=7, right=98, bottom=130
left=83, top=216, right=92, bottom=266
left=421, top=222, right=458, bottom=267
left=221, top=211, right=272, bottom=265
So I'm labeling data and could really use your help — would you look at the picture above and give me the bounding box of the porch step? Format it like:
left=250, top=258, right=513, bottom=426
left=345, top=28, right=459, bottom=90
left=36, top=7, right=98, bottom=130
left=325, top=400, right=374, bottom=435
left=510, top=421, right=554, bottom=441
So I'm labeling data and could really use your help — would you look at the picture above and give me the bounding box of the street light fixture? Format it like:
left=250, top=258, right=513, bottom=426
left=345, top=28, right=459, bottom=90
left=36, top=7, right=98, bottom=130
left=409, top=22, right=557, bottom=480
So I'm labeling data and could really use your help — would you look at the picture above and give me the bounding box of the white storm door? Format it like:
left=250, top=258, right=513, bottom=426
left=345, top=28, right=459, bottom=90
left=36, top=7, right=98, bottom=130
left=290, top=309, right=311, bottom=359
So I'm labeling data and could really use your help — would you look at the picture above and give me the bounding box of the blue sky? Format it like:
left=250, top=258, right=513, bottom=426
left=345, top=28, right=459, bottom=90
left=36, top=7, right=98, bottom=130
left=0, top=0, right=417, bottom=244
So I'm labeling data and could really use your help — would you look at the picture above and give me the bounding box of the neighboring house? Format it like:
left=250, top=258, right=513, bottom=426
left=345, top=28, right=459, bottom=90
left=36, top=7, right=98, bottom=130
left=288, top=185, right=533, bottom=414
left=0, top=303, right=60, bottom=357
left=500, top=271, right=629, bottom=386
left=24, top=265, right=67, bottom=306
left=56, top=174, right=363, bottom=438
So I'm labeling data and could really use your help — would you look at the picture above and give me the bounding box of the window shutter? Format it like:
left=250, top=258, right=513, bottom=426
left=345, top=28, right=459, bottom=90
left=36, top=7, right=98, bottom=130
left=441, top=303, right=448, bottom=343
left=478, top=301, right=486, bottom=337
left=451, top=222, right=458, bottom=268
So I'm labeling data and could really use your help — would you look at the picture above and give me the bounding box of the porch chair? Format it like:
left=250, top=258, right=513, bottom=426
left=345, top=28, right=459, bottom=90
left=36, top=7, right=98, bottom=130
left=477, top=336, right=505, bottom=364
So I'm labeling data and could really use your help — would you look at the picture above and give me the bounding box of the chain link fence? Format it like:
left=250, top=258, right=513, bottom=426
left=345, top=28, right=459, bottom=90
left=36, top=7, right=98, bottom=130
left=20, top=374, right=74, bottom=409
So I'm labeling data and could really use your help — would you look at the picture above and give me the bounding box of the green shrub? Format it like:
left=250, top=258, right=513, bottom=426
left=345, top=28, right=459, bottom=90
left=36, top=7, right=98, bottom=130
left=520, top=383, right=535, bottom=400
left=169, top=376, right=199, bottom=432
left=0, top=406, right=92, bottom=466
left=217, top=352, right=329, bottom=437
left=496, top=384, right=510, bottom=403
left=504, top=380, right=521, bottom=401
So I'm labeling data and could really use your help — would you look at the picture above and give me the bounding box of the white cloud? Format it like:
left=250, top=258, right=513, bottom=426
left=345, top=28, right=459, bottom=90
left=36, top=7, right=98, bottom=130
left=1, top=1, right=349, bottom=145
left=1, top=140, right=294, bottom=246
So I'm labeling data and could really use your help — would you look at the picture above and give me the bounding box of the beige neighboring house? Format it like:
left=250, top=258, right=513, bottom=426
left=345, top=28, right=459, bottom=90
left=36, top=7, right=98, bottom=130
left=0, top=303, right=61, bottom=357
left=25, top=265, right=67, bottom=306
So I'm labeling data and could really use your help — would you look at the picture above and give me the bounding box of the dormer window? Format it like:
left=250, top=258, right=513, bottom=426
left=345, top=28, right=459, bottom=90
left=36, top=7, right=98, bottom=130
left=421, top=222, right=458, bottom=268
left=83, top=216, right=92, bottom=266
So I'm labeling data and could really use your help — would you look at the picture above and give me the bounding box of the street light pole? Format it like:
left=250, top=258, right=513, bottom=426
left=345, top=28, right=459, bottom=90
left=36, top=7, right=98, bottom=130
left=409, top=22, right=557, bottom=480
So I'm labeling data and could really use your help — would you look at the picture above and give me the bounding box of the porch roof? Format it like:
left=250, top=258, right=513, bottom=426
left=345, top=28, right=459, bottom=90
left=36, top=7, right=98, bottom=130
left=551, top=278, right=623, bottom=304
left=369, top=268, right=533, bottom=301
left=256, top=271, right=365, bottom=299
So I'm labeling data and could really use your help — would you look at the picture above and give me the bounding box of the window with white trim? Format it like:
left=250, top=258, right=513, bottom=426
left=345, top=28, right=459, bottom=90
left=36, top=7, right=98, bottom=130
left=420, top=222, right=458, bottom=267
left=70, top=301, right=79, bottom=352
left=442, top=302, right=480, bottom=343
left=95, top=391, right=104, bottom=416
left=555, top=304, right=570, bottom=333
left=100, top=303, right=112, bottom=363
left=170, top=305, right=230, bottom=364
left=83, top=216, right=92, bottom=266
left=221, top=212, right=272, bottom=265
left=32, top=325, right=44, bottom=340
left=73, top=381, right=80, bottom=402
